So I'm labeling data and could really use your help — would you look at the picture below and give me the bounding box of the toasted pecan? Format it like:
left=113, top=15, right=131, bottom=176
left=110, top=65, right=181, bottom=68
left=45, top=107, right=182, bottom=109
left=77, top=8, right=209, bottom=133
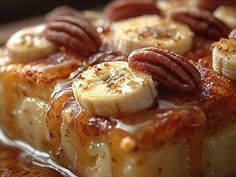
left=44, top=13, right=102, bottom=56
left=170, top=8, right=230, bottom=40
left=128, top=47, right=201, bottom=92
left=197, top=0, right=236, bottom=11
left=104, top=0, right=160, bottom=21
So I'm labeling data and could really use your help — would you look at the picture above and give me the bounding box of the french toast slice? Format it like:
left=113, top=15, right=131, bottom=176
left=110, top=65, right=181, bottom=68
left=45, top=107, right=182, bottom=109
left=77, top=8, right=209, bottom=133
left=49, top=58, right=236, bottom=177
left=0, top=49, right=83, bottom=150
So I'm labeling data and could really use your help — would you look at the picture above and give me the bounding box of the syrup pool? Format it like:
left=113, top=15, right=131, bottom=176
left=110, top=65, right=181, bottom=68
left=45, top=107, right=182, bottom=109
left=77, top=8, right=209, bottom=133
left=0, top=129, right=76, bottom=177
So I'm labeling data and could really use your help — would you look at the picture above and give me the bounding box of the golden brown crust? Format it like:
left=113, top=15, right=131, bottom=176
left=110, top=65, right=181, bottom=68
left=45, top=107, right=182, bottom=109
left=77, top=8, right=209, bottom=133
left=0, top=50, right=83, bottom=86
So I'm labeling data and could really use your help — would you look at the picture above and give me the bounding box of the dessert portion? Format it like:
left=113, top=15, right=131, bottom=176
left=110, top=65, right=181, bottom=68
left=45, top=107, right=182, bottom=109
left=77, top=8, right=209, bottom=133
left=0, top=1, right=236, bottom=177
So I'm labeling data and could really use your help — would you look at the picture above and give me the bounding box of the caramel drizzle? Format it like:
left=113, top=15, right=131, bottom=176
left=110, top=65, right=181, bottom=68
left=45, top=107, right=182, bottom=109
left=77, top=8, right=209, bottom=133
left=46, top=66, right=84, bottom=164
left=51, top=66, right=85, bottom=102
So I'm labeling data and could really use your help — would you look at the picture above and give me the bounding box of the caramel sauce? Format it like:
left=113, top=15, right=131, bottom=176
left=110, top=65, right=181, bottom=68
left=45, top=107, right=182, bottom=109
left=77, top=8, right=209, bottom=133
left=0, top=129, right=76, bottom=177
left=31, top=59, right=80, bottom=73
left=30, top=52, right=85, bottom=73
left=51, top=66, right=85, bottom=102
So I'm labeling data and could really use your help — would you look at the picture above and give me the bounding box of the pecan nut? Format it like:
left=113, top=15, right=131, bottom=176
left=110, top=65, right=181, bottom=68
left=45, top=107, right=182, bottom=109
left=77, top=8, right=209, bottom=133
left=229, top=29, right=236, bottom=39
left=170, top=8, right=231, bottom=40
left=128, top=47, right=201, bottom=92
left=104, top=0, right=160, bottom=21
left=197, top=0, right=236, bottom=11
left=44, top=12, right=101, bottom=56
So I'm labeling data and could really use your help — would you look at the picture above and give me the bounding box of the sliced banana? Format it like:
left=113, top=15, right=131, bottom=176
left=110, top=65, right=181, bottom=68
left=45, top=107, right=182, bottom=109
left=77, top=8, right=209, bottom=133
left=7, top=24, right=57, bottom=62
left=111, top=15, right=194, bottom=56
left=157, top=0, right=196, bottom=14
left=214, top=6, right=236, bottom=29
left=72, top=61, right=157, bottom=117
left=212, top=38, right=236, bottom=80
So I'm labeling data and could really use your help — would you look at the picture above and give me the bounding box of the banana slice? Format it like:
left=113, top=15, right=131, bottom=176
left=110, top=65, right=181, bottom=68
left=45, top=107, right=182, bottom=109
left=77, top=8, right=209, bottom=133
left=214, top=6, right=236, bottom=29
left=212, top=38, right=236, bottom=80
left=7, top=24, right=57, bottom=61
left=111, top=15, right=194, bottom=56
left=157, top=0, right=196, bottom=14
left=72, top=61, right=157, bottom=117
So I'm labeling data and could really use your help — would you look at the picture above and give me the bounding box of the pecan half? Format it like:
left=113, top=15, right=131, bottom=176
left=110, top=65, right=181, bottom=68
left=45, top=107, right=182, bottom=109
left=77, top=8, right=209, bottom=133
left=197, top=0, right=236, bottom=11
left=128, top=47, right=201, bottom=92
left=229, top=29, right=236, bottom=39
left=104, top=0, right=160, bottom=21
left=88, top=49, right=128, bottom=66
left=170, top=8, right=231, bottom=40
left=44, top=12, right=101, bottom=56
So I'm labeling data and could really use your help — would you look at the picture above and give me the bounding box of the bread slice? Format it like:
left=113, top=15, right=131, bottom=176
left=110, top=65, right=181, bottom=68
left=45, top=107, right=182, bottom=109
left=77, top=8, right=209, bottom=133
left=52, top=59, right=236, bottom=177
left=0, top=49, right=83, bottom=150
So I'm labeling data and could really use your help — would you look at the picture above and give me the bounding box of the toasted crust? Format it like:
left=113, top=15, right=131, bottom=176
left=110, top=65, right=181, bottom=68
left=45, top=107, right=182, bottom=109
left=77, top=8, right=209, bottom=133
left=0, top=49, right=84, bottom=139
left=0, top=49, right=84, bottom=100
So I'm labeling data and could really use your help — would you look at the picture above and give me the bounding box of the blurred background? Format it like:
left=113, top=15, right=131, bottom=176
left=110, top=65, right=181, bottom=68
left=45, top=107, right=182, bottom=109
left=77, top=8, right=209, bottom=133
left=0, top=0, right=111, bottom=25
